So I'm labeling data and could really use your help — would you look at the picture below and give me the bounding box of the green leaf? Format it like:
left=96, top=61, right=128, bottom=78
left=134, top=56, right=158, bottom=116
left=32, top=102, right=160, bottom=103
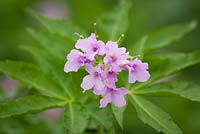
left=129, top=94, right=182, bottom=134
left=111, top=105, right=126, bottom=129
left=64, top=104, right=88, bottom=134
left=83, top=101, right=113, bottom=130
left=0, top=95, right=69, bottom=118
left=97, top=0, right=131, bottom=41
left=21, top=44, right=74, bottom=99
left=133, top=51, right=200, bottom=90
left=0, top=61, right=68, bottom=99
left=148, top=51, right=200, bottom=81
left=129, top=35, right=147, bottom=60
left=145, top=21, right=197, bottom=51
left=0, top=87, right=5, bottom=97
left=28, top=9, right=86, bottom=41
left=27, top=28, right=73, bottom=60
left=135, top=81, right=200, bottom=101
left=0, top=114, right=58, bottom=134
left=21, top=45, right=53, bottom=73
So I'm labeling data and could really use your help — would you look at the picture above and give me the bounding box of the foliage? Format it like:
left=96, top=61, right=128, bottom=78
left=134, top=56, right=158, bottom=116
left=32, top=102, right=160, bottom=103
left=0, top=0, right=200, bottom=133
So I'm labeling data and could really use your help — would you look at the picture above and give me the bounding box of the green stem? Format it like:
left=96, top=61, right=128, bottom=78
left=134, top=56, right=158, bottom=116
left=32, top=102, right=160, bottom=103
left=98, top=125, right=104, bottom=134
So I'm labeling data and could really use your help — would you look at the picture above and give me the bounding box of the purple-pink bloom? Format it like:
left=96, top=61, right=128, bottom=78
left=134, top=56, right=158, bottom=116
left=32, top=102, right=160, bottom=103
left=105, top=67, right=118, bottom=87
left=100, top=86, right=128, bottom=108
left=75, top=33, right=105, bottom=60
left=104, top=41, right=128, bottom=72
left=125, top=58, right=150, bottom=83
left=81, top=64, right=105, bottom=92
left=93, top=87, right=107, bottom=95
left=64, top=49, right=91, bottom=72
left=64, top=33, right=151, bottom=108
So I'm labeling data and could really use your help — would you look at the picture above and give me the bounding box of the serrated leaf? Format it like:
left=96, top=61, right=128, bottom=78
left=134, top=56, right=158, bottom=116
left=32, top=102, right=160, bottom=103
left=0, top=114, right=57, bottom=134
left=111, top=105, right=126, bottom=128
left=129, top=35, right=147, bottom=60
left=21, top=44, right=78, bottom=99
left=21, top=45, right=53, bottom=73
left=28, top=9, right=86, bottom=41
left=135, top=81, right=200, bottom=101
left=64, top=104, right=88, bottom=134
left=97, top=0, right=131, bottom=41
left=0, top=61, right=68, bottom=99
left=148, top=51, right=200, bottom=81
left=133, top=51, right=200, bottom=90
left=129, top=94, right=182, bottom=134
left=27, top=28, right=73, bottom=60
left=83, top=101, right=113, bottom=130
left=145, top=21, right=197, bottom=51
left=0, top=95, right=69, bottom=118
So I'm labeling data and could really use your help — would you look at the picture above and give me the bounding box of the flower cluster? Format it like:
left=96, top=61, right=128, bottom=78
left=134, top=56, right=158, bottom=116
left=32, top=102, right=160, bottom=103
left=64, top=33, right=150, bottom=108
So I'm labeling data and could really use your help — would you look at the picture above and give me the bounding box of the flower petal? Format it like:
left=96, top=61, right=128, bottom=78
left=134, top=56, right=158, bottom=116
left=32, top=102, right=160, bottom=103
left=134, top=70, right=150, bottom=82
left=94, top=77, right=105, bottom=91
left=128, top=71, right=137, bottom=83
left=93, top=87, right=106, bottom=95
left=105, top=41, right=118, bottom=55
left=85, top=64, right=95, bottom=74
left=116, top=88, right=128, bottom=95
left=112, top=92, right=126, bottom=107
left=75, top=33, right=97, bottom=53
left=67, top=49, right=82, bottom=61
left=97, top=40, right=106, bottom=56
left=106, top=71, right=118, bottom=86
left=81, top=75, right=94, bottom=90
left=100, top=92, right=112, bottom=108
left=64, top=61, right=81, bottom=72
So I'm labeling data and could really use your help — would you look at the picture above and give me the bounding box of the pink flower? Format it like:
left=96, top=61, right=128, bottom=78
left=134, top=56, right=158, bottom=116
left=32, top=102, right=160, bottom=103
left=104, top=41, right=128, bottom=72
left=105, top=67, right=118, bottom=87
left=64, top=33, right=151, bottom=108
left=64, top=49, right=92, bottom=72
left=81, top=64, right=105, bottom=92
left=125, top=58, right=150, bottom=83
left=75, top=33, right=105, bottom=60
left=100, top=86, right=128, bottom=108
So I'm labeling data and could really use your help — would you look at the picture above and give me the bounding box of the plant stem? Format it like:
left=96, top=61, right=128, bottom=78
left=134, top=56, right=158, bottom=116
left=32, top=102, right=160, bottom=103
left=97, top=125, right=104, bottom=134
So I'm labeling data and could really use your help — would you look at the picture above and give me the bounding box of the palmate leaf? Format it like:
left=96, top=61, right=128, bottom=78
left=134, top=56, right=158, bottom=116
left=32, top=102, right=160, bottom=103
left=64, top=104, right=88, bottom=134
left=83, top=101, right=113, bottom=130
left=129, top=94, right=182, bottom=134
left=129, top=36, right=147, bottom=60
left=0, top=114, right=59, bottom=134
left=21, top=44, right=82, bottom=99
left=147, top=52, right=200, bottom=81
left=20, top=45, right=54, bottom=73
left=146, top=51, right=200, bottom=80
left=0, top=61, right=68, bottom=99
left=21, top=45, right=62, bottom=81
left=134, top=81, right=200, bottom=102
left=144, top=21, right=197, bottom=51
left=133, top=51, right=200, bottom=90
left=128, top=21, right=197, bottom=60
left=22, top=31, right=74, bottom=98
left=0, top=95, right=69, bottom=118
left=28, top=9, right=87, bottom=41
left=27, top=28, right=74, bottom=61
left=97, top=0, right=131, bottom=41
left=111, top=105, right=126, bottom=129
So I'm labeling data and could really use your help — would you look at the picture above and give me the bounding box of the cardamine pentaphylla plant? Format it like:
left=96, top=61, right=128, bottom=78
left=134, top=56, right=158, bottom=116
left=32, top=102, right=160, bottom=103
left=0, top=0, right=200, bottom=134
left=64, top=33, right=150, bottom=108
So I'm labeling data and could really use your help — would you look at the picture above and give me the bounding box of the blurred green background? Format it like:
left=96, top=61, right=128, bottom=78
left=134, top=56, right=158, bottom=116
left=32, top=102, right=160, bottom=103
left=0, top=0, right=200, bottom=133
